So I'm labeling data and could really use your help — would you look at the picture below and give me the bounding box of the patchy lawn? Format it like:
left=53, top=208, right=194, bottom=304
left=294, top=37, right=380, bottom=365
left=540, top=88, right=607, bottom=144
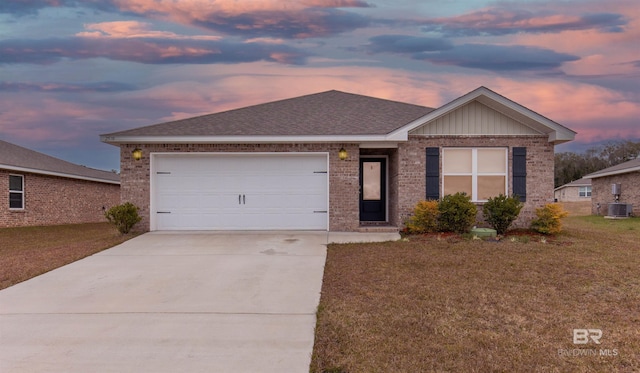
left=0, top=223, right=138, bottom=290
left=311, top=216, right=640, bottom=372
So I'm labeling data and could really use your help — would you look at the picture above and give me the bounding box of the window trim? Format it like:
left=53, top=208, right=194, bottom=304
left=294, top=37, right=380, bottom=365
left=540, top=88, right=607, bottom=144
left=9, top=174, right=24, bottom=210
left=442, top=147, right=508, bottom=202
left=579, top=186, right=592, bottom=198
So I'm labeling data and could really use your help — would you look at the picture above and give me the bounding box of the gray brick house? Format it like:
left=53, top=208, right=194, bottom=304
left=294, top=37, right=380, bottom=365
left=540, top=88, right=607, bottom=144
left=101, top=86, right=576, bottom=232
left=1, top=140, right=120, bottom=227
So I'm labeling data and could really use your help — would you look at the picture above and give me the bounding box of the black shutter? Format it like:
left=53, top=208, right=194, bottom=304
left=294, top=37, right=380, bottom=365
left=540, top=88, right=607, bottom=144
left=425, top=147, right=440, bottom=200
left=512, top=147, right=527, bottom=202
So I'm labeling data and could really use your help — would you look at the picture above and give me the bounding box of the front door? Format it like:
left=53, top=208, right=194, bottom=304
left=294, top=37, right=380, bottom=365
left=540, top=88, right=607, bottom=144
left=359, top=158, right=386, bottom=221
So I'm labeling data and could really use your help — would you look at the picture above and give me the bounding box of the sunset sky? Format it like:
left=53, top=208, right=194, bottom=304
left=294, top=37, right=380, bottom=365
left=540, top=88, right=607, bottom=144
left=1, top=0, right=638, bottom=171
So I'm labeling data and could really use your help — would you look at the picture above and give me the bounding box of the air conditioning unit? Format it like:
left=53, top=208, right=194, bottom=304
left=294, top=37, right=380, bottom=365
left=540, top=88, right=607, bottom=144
left=608, top=203, right=632, bottom=217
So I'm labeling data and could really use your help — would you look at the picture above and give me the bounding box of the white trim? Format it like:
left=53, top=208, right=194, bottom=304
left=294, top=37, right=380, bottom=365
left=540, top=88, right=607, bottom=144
left=8, top=173, right=25, bottom=210
left=1, top=164, right=120, bottom=185
left=388, top=87, right=576, bottom=144
left=442, top=147, right=508, bottom=202
left=149, top=152, right=330, bottom=231
left=360, top=155, right=389, bottom=222
left=102, top=134, right=389, bottom=144
left=583, top=166, right=640, bottom=179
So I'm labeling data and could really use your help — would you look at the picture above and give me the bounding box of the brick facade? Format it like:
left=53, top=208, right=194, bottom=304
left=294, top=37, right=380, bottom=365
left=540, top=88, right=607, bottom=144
left=119, top=143, right=361, bottom=232
left=394, top=135, right=555, bottom=229
left=1, top=169, right=121, bottom=228
left=591, top=172, right=640, bottom=216
left=554, top=186, right=591, bottom=202
left=119, top=135, right=554, bottom=232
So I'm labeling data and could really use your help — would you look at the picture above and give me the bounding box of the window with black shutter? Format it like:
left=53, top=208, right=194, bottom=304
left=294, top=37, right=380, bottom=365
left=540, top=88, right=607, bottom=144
left=425, top=147, right=440, bottom=200
left=512, top=147, right=527, bottom=202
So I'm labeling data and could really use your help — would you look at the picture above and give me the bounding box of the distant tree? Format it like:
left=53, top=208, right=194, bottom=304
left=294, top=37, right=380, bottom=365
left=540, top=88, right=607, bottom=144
left=555, top=140, right=640, bottom=187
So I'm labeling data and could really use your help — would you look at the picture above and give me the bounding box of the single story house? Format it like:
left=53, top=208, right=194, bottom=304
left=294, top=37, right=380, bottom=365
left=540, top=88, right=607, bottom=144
left=554, top=177, right=591, bottom=202
left=583, top=158, right=640, bottom=216
left=101, top=86, right=576, bottom=232
left=1, top=140, right=120, bottom=228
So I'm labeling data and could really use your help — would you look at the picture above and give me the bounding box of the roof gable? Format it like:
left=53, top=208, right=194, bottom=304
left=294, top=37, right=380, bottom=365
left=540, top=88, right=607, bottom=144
left=0, top=140, right=119, bottom=184
left=101, top=87, right=575, bottom=145
left=409, top=100, right=543, bottom=136
left=389, top=86, right=576, bottom=144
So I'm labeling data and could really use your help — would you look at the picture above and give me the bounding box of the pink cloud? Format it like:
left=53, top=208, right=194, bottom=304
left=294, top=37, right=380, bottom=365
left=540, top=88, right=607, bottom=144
left=139, top=64, right=638, bottom=143
left=77, top=21, right=221, bottom=40
left=110, top=0, right=371, bottom=38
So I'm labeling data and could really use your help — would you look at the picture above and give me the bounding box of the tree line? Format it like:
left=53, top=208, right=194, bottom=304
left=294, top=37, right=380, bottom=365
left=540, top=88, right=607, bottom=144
left=555, top=140, right=640, bottom=187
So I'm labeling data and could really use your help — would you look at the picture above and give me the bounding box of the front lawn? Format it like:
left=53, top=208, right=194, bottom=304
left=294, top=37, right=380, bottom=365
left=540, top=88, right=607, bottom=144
left=311, top=216, right=640, bottom=372
left=0, top=223, right=137, bottom=290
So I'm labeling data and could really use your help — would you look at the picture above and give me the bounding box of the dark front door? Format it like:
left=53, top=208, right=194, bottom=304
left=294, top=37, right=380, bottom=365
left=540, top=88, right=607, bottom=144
left=360, top=158, right=386, bottom=221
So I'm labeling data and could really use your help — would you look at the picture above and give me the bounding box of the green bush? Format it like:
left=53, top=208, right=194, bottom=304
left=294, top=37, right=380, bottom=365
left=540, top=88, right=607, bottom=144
left=438, top=193, right=477, bottom=234
left=105, top=202, right=142, bottom=234
left=530, top=203, right=569, bottom=235
left=482, top=194, right=524, bottom=235
left=405, top=200, right=440, bottom=234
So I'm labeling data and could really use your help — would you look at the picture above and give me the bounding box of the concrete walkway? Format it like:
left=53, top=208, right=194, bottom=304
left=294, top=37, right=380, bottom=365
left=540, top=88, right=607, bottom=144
left=0, top=231, right=398, bottom=373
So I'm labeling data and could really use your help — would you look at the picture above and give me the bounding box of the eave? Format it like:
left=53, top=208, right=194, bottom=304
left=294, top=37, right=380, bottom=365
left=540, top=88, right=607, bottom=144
left=1, top=164, right=120, bottom=185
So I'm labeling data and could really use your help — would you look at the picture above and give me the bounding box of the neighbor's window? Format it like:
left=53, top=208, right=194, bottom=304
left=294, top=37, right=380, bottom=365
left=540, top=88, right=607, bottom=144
left=9, top=174, right=24, bottom=209
left=579, top=186, right=592, bottom=198
left=442, top=148, right=507, bottom=201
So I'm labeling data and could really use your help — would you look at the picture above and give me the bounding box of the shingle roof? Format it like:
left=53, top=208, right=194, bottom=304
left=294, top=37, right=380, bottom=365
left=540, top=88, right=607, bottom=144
left=103, top=90, right=435, bottom=138
left=0, top=140, right=119, bottom=184
left=583, top=158, right=640, bottom=179
left=554, top=177, right=591, bottom=191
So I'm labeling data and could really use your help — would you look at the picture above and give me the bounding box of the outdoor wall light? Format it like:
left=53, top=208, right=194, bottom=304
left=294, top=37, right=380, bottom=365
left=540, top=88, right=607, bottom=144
left=132, top=148, right=143, bottom=161
left=338, top=147, right=348, bottom=161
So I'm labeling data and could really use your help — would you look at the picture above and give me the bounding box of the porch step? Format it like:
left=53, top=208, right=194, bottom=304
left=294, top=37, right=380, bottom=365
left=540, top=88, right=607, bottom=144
left=358, top=224, right=400, bottom=233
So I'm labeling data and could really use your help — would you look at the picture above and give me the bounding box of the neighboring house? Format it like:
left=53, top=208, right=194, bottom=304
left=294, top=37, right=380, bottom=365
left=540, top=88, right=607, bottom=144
left=583, top=158, right=640, bottom=216
left=101, top=86, right=576, bottom=232
left=1, top=140, right=120, bottom=228
left=554, top=178, right=592, bottom=202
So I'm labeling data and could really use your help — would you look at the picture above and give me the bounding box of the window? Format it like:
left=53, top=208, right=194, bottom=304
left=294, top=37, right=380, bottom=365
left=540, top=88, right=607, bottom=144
left=579, top=186, right=592, bottom=197
left=9, top=174, right=24, bottom=209
left=442, top=148, right=507, bottom=202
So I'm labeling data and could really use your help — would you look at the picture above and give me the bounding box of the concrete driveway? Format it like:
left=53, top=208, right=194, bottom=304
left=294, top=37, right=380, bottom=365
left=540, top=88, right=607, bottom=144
left=1, top=230, right=399, bottom=372
left=1, top=231, right=391, bottom=373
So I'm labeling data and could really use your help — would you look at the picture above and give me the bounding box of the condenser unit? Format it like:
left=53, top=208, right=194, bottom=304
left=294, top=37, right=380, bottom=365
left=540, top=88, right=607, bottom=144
left=608, top=203, right=633, bottom=217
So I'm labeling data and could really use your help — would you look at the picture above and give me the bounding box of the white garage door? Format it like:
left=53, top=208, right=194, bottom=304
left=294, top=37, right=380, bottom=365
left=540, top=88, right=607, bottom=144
left=151, top=153, right=328, bottom=230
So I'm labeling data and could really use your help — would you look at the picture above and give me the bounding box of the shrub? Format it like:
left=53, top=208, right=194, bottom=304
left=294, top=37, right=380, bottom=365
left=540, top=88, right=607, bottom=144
left=405, top=200, right=440, bottom=234
left=438, top=192, right=477, bottom=234
left=530, top=203, right=569, bottom=235
left=105, top=202, right=142, bottom=234
left=482, top=194, right=524, bottom=235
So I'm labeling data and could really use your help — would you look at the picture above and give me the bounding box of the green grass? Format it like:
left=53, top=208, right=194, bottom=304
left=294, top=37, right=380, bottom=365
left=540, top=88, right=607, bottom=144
left=311, top=216, right=640, bottom=372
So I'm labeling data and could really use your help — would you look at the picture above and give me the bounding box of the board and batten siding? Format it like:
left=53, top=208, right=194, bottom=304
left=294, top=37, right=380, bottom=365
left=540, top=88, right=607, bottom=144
left=410, top=101, right=542, bottom=136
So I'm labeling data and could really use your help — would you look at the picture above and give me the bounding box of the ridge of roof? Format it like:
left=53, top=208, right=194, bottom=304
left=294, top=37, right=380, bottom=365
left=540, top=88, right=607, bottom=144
left=0, top=140, right=119, bottom=184
left=102, top=90, right=436, bottom=139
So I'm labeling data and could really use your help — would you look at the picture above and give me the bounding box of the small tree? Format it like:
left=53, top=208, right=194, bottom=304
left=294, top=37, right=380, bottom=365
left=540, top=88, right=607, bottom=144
left=438, top=192, right=477, bottom=234
left=530, top=203, right=569, bottom=235
left=105, top=202, right=142, bottom=234
left=405, top=200, right=440, bottom=234
left=482, top=194, right=524, bottom=235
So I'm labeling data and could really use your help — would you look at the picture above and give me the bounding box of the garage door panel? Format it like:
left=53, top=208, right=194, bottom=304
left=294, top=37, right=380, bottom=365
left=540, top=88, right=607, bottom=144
left=153, top=154, right=328, bottom=230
